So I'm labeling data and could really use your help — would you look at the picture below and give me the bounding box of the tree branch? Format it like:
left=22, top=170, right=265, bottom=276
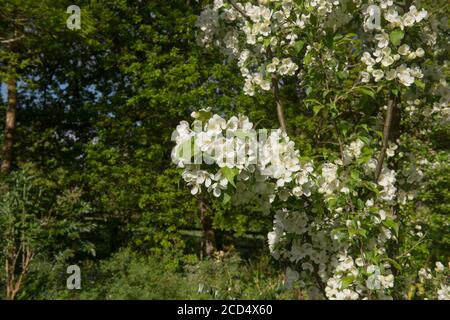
left=375, top=97, right=396, bottom=181
left=333, top=120, right=345, bottom=161
left=1, top=71, right=17, bottom=174
left=198, top=196, right=215, bottom=258
left=313, top=263, right=328, bottom=299
left=226, top=0, right=252, bottom=23
left=0, top=35, right=24, bottom=44
left=271, top=75, right=288, bottom=133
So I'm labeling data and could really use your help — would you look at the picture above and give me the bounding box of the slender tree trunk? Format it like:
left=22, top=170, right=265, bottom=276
left=6, top=242, right=34, bottom=300
left=390, top=101, right=401, bottom=144
left=375, top=97, right=397, bottom=181
left=1, top=73, right=17, bottom=174
left=227, top=1, right=289, bottom=132
left=199, top=198, right=215, bottom=258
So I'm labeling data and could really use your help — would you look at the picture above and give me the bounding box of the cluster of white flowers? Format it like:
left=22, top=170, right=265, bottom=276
left=394, top=145, right=439, bottom=206
left=325, top=253, right=360, bottom=300
left=196, top=0, right=342, bottom=95
left=197, top=1, right=433, bottom=93
left=309, top=0, right=340, bottom=16
left=366, top=265, right=395, bottom=290
left=186, top=0, right=447, bottom=301
left=383, top=5, right=428, bottom=30
left=316, top=142, right=398, bottom=203
left=417, top=262, right=450, bottom=300
left=361, top=54, right=424, bottom=87
left=343, top=139, right=364, bottom=164
left=174, top=113, right=439, bottom=299
left=172, top=109, right=315, bottom=206
left=361, top=3, right=428, bottom=86
left=377, top=167, right=397, bottom=202
left=424, top=82, right=450, bottom=124
left=277, top=138, right=404, bottom=298
left=195, top=6, right=220, bottom=47
left=437, top=284, right=450, bottom=300
left=324, top=256, right=394, bottom=300
left=317, top=162, right=341, bottom=196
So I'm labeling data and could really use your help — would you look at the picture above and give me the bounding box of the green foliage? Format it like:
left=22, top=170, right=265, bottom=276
left=185, top=252, right=291, bottom=299
left=18, top=249, right=292, bottom=300
left=0, top=167, right=97, bottom=299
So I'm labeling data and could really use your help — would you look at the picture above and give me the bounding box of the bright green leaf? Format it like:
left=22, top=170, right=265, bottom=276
left=389, top=30, right=404, bottom=46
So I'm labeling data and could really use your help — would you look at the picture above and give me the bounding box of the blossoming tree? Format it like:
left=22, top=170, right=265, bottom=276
left=172, top=0, right=449, bottom=299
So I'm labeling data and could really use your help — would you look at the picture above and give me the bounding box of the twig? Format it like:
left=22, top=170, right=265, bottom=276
left=272, top=75, right=288, bottom=133
left=396, top=233, right=428, bottom=259
left=226, top=0, right=252, bottom=22
left=0, top=35, right=24, bottom=44
left=266, top=47, right=288, bottom=133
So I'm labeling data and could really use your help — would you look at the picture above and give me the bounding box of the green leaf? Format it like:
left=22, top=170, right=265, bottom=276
left=389, top=30, right=404, bottom=46
left=359, top=229, right=367, bottom=238
left=356, top=87, right=375, bottom=99
left=357, top=147, right=374, bottom=165
left=304, top=52, right=313, bottom=64
left=198, top=110, right=212, bottom=122
left=222, top=193, right=231, bottom=204
left=348, top=228, right=357, bottom=237
left=351, top=170, right=360, bottom=180
left=385, top=258, right=402, bottom=271
left=383, top=219, right=399, bottom=237
left=305, top=98, right=323, bottom=106
left=341, top=276, right=355, bottom=289
left=293, top=40, right=305, bottom=53
left=362, top=181, right=380, bottom=194
left=356, top=198, right=365, bottom=210
left=415, top=80, right=425, bottom=90
left=313, top=105, right=324, bottom=115
left=333, top=34, right=344, bottom=41
left=337, top=71, right=347, bottom=80
left=221, top=167, right=239, bottom=188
